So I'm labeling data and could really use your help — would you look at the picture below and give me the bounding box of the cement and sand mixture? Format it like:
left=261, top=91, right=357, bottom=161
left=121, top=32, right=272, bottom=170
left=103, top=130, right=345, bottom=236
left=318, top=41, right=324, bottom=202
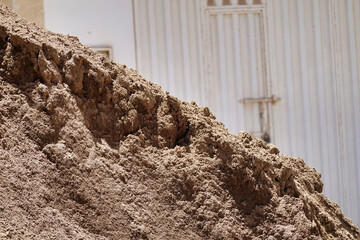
left=0, top=4, right=359, bottom=240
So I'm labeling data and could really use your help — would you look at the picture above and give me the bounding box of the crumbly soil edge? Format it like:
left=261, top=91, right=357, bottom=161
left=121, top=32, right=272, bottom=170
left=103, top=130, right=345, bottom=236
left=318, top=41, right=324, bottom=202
left=0, top=4, right=359, bottom=240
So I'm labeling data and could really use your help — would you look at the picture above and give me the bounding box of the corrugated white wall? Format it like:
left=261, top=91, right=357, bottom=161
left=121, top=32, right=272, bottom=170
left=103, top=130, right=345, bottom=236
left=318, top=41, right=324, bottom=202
left=267, top=0, right=360, bottom=225
left=133, top=0, right=206, bottom=105
left=133, top=0, right=360, bottom=226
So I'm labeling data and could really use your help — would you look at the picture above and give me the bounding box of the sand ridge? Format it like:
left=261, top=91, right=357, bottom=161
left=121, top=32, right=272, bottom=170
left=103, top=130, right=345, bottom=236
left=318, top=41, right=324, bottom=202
left=0, top=4, right=359, bottom=239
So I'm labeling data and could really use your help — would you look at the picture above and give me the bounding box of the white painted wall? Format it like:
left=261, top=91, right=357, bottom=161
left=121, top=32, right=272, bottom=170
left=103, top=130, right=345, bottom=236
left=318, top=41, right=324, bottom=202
left=133, top=0, right=206, bottom=105
left=133, top=0, right=360, bottom=226
left=43, top=0, right=136, bottom=69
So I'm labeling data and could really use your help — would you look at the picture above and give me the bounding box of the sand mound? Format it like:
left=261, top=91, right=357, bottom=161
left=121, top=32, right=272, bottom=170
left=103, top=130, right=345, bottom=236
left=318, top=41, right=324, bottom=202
left=0, top=4, right=359, bottom=240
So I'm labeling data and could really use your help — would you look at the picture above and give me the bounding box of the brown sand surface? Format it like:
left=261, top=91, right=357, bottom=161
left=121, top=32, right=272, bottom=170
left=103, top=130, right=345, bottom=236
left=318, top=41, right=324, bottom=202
left=0, top=4, right=359, bottom=240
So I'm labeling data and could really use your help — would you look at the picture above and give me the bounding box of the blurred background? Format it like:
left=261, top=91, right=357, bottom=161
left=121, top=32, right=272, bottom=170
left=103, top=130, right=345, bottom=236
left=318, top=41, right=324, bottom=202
left=1, top=0, right=359, bottom=227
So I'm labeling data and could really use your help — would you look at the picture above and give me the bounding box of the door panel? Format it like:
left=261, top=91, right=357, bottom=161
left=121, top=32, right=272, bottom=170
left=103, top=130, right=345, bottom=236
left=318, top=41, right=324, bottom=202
left=205, top=8, right=271, bottom=140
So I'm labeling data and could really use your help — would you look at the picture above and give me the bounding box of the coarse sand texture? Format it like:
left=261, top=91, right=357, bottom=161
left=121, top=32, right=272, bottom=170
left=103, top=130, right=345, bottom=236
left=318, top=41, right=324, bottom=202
left=0, top=4, right=359, bottom=240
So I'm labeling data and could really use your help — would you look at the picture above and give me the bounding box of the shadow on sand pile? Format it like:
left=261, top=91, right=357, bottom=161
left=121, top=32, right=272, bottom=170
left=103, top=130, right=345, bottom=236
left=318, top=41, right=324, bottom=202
left=0, top=4, right=359, bottom=240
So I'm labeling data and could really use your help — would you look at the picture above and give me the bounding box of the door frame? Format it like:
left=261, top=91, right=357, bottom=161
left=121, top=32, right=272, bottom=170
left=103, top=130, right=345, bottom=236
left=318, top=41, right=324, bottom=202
left=200, top=0, right=275, bottom=141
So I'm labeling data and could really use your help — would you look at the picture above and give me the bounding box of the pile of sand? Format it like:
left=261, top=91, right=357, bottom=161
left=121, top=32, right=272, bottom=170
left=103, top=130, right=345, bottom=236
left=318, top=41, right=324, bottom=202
left=0, top=4, right=359, bottom=239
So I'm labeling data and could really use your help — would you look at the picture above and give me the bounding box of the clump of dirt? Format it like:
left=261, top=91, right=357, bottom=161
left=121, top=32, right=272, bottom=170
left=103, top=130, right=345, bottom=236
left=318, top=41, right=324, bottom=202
left=0, top=4, right=359, bottom=240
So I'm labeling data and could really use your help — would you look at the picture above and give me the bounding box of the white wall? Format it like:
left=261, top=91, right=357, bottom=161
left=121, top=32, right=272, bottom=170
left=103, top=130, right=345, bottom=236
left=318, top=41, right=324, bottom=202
left=133, top=0, right=360, bottom=226
left=267, top=0, right=360, bottom=225
left=133, top=0, right=206, bottom=105
left=43, top=0, right=136, bottom=69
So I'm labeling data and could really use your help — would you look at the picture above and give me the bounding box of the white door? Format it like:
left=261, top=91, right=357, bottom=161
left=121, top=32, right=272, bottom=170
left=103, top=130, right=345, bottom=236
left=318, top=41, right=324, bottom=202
left=203, top=1, right=277, bottom=141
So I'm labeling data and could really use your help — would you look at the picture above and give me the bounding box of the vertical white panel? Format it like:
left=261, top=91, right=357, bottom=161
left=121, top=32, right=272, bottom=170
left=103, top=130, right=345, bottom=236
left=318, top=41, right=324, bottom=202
left=147, top=0, right=159, bottom=84
left=239, top=13, right=252, bottom=130
left=296, top=0, right=313, bottom=165
left=224, top=14, right=237, bottom=133
left=195, top=0, right=207, bottom=106
left=355, top=0, right=360, bottom=105
left=179, top=0, right=192, bottom=101
left=266, top=0, right=288, bottom=150
left=345, top=0, right=360, bottom=218
left=134, top=0, right=151, bottom=79
left=171, top=0, right=185, bottom=100
left=232, top=13, right=245, bottom=131
left=247, top=13, right=261, bottom=134
left=216, top=14, right=230, bottom=126
left=330, top=0, right=347, bottom=212
left=133, top=0, right=204, bottom=103
left=333, top=0, right=357, bottom=219
left=320, top=0, right=341, bottom=206
left=163, top=0, right=175, bottom=94
left=312, top=0, right=331, bottom=201
left=281, top=0, right=297, bottom=156
left=209, top=14, right=222, bottom=116
left=153, top=0, right=167, bottom=89
left=189, top=0, right=205, bottom=105
left=353, top=0, right=360, bottom=211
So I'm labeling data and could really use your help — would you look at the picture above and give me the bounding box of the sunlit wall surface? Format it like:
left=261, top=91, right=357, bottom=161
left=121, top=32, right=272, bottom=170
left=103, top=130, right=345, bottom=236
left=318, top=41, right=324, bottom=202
left=43, top=0, right=136, bottom=69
